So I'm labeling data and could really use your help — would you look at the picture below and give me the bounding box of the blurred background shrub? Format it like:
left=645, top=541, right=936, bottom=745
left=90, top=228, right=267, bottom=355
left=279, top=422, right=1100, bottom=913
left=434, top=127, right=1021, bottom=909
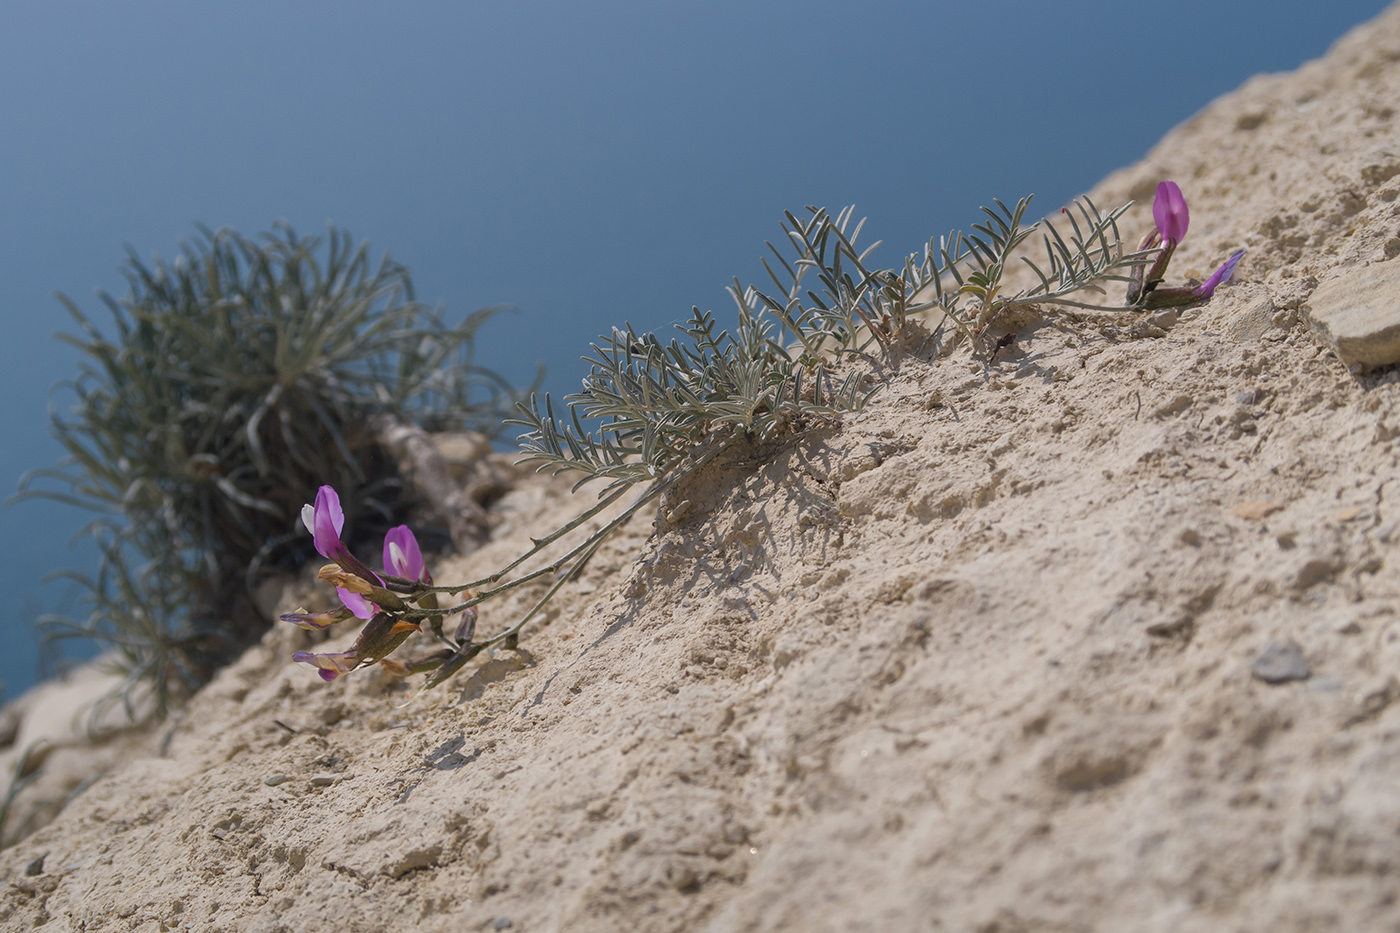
left=15, top=224, right=524, bottom=716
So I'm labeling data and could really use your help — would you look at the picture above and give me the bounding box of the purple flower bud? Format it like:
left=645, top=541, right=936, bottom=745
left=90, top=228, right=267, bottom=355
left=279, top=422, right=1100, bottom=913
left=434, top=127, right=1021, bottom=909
left=303, top=484, right=387, bottom=593
left=1153, top=181, right=1190, bottom=246
left=302, top=485, right=350, bottom=562
left=1194, top=249, right=1246, bottom=298
left=291, top=649, right=360, bottom=682
left=383, top=525, right=428, bottom=583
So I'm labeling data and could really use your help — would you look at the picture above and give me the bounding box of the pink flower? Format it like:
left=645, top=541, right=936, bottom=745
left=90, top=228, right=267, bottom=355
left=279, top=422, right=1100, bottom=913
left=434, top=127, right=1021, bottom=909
left=301, top=484, right=383, bottom=617
left=291, top=649, right=360, bottom=682
left=383, top=525, right=429, bottom=584
left=1153, top=181, right=1189, bottom=245
left=302, top=486, right=351, bottom=562
left=1194, top=249, right=1246, bottom=298
left=1133, top=181, right=1192, bottom=302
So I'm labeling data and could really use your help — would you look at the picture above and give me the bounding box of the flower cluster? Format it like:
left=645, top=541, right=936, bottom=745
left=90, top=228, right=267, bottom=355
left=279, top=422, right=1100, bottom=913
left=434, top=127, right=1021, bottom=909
left=283, top=486, right=479, bottom=686
left=1127, top=181, right=1245, bottom=308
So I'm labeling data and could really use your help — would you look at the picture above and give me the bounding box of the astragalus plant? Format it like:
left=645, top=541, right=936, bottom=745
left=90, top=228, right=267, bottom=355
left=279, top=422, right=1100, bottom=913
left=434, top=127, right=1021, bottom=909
left=17, top=225, right=521, bottom=716
left=286, top=191, right=1219, bottom=693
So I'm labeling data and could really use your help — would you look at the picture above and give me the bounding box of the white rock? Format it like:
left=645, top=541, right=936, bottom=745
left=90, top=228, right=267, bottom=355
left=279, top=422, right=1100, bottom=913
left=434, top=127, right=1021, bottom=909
left=1302, top=261, right=1400, bottom=368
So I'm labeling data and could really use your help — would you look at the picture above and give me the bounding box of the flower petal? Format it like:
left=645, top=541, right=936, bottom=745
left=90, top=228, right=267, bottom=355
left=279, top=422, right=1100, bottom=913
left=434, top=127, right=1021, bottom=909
left=1152, top=181, right=1190, bottom=245
left=310, top=486, right=347, bottom=560
left=1194, top=248, right=1246, bottom=298
left=291, top=649, right=359, bottom=682
left=383, top=525, right=425, bottom=582
left=338, top=588, right=376, bottom=620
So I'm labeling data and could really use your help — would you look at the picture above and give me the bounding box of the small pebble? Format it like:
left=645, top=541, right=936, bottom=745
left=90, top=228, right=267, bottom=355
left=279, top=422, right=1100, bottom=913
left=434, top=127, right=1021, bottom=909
left=264, top=773, right=291, bottom=787
left=493, top=919, right=514, bottom=930
left=308, top=773, right=339, bottom=787
left=672, top=866, right=700, bottom=892
left=24, top=855, right=45, bottom=876
left=1251, top=640, right=1311, bottom=684
left=1150, top=308, right=1178, bottom=329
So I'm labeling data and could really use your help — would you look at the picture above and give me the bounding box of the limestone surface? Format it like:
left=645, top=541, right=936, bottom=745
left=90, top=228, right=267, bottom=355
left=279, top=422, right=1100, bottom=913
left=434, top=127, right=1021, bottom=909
left=3, top=5, right=1400, bottom=932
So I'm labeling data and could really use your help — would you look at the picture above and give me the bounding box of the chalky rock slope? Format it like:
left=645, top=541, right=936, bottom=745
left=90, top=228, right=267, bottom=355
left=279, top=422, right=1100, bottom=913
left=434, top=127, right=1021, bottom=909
left=4, top=6, right=1400, bottom=931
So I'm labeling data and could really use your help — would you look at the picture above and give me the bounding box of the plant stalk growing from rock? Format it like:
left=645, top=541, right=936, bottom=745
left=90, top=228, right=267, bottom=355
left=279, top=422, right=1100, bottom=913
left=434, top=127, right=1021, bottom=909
left=285, top=189, right=1242, bottom=692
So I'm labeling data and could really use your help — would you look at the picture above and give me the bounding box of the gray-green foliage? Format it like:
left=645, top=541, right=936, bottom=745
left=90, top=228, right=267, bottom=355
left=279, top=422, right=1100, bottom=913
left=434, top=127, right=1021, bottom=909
left=16, top=224, right=522, bottom=716
left=754, top=195, right=1147, bottom=352
left=511, top=194, right=1144, bottom=497
left=510, top=305, right=873, bottom=496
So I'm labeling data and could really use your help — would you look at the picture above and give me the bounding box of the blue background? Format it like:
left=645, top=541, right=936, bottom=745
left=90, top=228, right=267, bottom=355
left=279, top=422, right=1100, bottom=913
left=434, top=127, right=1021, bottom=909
left=0, top=0, right=1390, bottom=698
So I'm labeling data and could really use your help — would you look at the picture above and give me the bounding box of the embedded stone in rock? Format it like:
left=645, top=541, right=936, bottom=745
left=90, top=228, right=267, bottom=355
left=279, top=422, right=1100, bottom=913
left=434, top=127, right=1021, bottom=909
left=1251, top=640, right=1311, bottom=684
left=1224, top=288, right=1277, bottom=343
left=1302, top=262, right=1400, bottom=368
left=1149, top=308, right=1178, bottom=330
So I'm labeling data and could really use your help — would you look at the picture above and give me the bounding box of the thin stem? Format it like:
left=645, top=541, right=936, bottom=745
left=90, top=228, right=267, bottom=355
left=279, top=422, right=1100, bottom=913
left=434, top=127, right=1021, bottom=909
left=999, top=295, right=1139, bottom=313
left=413, top=483, right=630, bottom=593
left=481, top=532, right=608, bottom=650
left=405, top=433, right=740, bottom=618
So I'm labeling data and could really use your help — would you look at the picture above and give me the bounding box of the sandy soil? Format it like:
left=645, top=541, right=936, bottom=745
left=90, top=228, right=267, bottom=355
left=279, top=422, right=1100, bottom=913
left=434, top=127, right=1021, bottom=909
left=2, top=5, right=1399, bottom=931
